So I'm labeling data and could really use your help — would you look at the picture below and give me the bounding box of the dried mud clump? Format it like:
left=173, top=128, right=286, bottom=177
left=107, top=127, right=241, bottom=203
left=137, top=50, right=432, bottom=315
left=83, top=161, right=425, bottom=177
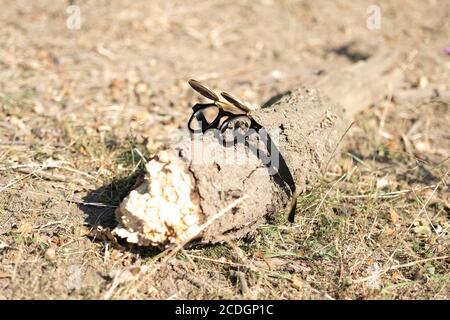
left=114, top=87, right=346, bottom=246
left=114, top=151, right=202, bottom=247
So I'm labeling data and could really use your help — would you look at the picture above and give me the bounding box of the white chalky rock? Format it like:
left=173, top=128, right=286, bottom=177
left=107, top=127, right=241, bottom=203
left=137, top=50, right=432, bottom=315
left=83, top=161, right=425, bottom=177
left=114, top=151, right=202, bottom=247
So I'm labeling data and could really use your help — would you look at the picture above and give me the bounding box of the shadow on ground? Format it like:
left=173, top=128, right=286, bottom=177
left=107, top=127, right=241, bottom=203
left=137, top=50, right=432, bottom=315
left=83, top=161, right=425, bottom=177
left=77, top=169, right=165, bottom=257
left=77, top=172, right=143, bottom=229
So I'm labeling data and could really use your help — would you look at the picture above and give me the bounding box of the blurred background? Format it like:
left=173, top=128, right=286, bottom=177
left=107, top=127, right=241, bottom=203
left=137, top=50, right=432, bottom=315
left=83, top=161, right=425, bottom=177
left=1, top=0, right=448, bottom=147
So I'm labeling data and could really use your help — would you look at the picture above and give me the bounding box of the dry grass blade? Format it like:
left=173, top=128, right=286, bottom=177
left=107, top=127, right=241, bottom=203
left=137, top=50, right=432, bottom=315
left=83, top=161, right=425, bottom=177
left=351, top=256, right=449, bottom=284
left=159, top=195, right=249, bottom=264
left=303, top=174, right=346, bottom=238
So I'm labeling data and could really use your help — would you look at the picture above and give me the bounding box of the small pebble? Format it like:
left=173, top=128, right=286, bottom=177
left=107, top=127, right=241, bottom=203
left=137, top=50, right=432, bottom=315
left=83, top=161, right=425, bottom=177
left=45, top=248, right=56, bottom=261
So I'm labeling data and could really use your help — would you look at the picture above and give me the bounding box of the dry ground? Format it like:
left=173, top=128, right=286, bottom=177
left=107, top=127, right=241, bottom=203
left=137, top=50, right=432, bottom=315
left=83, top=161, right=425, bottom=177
left=0, top=0, right=449, bottom=299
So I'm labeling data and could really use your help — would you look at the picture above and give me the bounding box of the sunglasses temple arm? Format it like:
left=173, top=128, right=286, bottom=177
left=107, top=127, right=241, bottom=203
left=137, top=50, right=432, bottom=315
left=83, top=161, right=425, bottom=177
left=191, top=110, right=209, bottom=132
left=261, top=129, right=297, bottom=222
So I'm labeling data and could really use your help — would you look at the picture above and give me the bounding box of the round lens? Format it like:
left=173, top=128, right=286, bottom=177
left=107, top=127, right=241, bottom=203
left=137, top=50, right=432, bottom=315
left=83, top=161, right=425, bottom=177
left=189, top=105, right=219, bottom=133
left=220, top=115, right=252, bottom=144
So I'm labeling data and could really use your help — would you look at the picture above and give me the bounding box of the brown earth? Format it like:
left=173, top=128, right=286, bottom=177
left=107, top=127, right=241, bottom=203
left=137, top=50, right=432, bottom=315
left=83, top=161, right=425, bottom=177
left=0, top=0, right=448, bottom=299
